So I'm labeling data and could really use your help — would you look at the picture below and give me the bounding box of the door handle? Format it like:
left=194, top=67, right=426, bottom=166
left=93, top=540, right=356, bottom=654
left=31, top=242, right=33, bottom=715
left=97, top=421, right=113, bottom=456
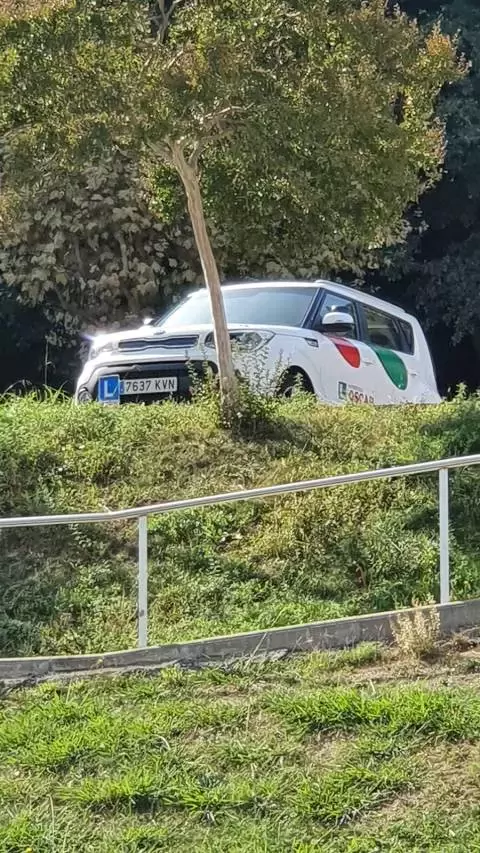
left=362, top=357, right=375, bottom=365
left=408, top=370, right=418, bottom=377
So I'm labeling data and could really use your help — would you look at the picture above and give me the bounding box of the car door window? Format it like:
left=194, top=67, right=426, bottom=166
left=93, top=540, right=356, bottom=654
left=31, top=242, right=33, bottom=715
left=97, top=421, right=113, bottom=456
left=362, top=306, right=413, bottom=354
left=318, top=292, right=358, bottom=339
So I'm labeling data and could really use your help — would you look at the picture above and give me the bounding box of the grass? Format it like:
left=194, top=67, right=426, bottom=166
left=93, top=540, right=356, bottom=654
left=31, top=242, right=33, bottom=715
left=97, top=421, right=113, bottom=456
left=1, top=646, right=480, bottom=851
left=391, top=607, right=441, bottom=660
left=3, top=390, right=480, bottom=850
left=1, top=393, right=480, bottom=655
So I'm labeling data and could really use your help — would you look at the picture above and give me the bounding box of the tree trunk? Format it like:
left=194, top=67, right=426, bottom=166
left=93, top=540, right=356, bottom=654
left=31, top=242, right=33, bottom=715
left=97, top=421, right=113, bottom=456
left=171, top=146, right=238, bottom=417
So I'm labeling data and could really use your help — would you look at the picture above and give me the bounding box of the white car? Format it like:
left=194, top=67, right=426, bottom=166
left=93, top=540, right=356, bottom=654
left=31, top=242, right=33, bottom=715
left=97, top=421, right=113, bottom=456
left=75, top=280, right=440, bottom=406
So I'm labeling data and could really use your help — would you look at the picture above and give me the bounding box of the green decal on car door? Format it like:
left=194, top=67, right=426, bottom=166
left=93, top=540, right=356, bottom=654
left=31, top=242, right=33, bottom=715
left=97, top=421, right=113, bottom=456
left=370, top=345, right=408, bottom=390
left=328, top=336, right=408, bottom=390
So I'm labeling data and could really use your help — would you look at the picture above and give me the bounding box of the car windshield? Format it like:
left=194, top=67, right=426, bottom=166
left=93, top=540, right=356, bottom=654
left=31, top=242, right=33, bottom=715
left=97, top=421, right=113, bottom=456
left=157, top=286, right=318, bottom=330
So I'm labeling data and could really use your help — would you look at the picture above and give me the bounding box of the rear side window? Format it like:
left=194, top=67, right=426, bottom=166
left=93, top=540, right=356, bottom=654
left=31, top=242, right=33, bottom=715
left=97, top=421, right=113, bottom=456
left=363, top=307, right=414, bottom=355
left=398, top=318, right=414, bottom=354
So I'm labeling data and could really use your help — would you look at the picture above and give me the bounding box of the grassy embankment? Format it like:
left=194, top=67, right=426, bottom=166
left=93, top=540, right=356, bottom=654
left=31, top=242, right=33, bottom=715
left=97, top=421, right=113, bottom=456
left=0, top=394, right=480, bottom=655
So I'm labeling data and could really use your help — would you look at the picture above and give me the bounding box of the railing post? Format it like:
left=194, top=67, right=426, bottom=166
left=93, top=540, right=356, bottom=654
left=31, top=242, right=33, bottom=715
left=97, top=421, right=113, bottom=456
left=137, top=515, right=148, bottom=648
left=439, top=468, right=450, bottom=605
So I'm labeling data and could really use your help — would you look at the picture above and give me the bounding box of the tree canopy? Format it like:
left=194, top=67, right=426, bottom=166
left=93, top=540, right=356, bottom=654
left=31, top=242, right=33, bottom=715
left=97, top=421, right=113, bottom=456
left=0, top=0, right=464, bottom=394
left=1, top=0, right=460, bottom=262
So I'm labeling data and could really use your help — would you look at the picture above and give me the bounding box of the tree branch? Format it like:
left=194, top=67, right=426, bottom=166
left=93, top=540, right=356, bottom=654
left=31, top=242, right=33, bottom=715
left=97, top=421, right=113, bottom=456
left=188, top=130, right=233, bottom=169
left=147, top=140, right=174, bottom=164
left=165, top=46, right=185, bottom=72
left=142, top=0, right=185, bottom=72
left=150, top=0, right=184, bottom=45
left=201, top=105, right=246, bottom=133
left=187, top=105, right=248, bottom=168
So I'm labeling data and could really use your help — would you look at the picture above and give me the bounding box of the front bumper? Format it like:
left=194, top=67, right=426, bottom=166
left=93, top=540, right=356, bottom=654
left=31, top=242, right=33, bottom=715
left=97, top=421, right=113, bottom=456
left=75, top=358, right=217, bottom=403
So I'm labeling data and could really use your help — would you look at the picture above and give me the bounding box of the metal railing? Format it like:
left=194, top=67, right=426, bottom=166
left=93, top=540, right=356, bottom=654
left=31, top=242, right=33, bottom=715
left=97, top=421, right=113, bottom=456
left=1, top=453, right=480, bottom=648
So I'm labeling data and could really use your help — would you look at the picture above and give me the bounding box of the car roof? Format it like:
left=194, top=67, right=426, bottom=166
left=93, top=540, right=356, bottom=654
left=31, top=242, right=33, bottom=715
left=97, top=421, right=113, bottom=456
left=219, top=279, right=411, bottom=320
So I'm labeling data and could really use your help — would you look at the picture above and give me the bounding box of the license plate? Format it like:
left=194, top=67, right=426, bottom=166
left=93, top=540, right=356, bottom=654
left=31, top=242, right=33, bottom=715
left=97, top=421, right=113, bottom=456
left=120, top=377, right=178, bottom=395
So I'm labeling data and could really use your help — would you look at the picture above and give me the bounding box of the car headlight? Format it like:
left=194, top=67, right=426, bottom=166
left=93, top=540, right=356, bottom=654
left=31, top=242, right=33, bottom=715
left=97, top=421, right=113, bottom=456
left=89, top=340, right=117, bottom=359
left=205, top=331, right=274, bottom=352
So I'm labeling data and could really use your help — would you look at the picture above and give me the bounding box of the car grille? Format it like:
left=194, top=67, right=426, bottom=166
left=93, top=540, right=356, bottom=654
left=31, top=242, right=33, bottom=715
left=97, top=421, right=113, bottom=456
left=93, top=360, right=216, bottom=404
left=118, top=335, right=199, bottom=351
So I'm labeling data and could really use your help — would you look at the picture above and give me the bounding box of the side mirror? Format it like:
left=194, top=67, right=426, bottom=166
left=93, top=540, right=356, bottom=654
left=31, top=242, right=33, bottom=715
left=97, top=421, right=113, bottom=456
left=142, top=317, right=153, bottom=326
left=321, top=311, right=355, bottom=330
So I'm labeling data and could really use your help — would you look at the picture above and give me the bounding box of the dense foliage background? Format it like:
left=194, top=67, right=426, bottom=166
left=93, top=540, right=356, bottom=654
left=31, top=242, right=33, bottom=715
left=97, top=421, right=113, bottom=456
left=0, top=0, right=478, bottom=395
left=373, top=0, right=480, bottom=394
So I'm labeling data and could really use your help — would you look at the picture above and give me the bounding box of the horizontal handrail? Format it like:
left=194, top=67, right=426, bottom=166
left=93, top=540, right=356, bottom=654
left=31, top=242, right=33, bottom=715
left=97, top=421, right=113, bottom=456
left=1, top=453, right=479, bottom=529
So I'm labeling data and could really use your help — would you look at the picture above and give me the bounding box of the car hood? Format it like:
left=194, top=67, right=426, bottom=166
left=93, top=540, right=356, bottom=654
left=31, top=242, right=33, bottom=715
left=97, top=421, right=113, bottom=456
left=90, top=322, right=318, bottom=346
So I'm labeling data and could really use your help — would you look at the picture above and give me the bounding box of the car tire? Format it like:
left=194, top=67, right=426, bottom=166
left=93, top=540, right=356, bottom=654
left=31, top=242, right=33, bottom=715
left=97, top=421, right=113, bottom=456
left=277, top=368, right=314, bottom=398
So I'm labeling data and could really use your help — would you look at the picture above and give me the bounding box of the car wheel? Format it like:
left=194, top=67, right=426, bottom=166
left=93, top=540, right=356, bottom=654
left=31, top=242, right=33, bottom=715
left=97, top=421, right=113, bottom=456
left=277, top=369, right=314, bottom=398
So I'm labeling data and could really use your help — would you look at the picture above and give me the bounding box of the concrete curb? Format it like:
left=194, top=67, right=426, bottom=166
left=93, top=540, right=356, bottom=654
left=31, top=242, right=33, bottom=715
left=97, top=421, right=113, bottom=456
left=2, top=598, right=480, bottom=681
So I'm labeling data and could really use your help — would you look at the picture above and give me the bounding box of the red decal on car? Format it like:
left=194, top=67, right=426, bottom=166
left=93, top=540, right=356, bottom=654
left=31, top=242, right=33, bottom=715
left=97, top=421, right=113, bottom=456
left=329, top=337, right=361, bottom=368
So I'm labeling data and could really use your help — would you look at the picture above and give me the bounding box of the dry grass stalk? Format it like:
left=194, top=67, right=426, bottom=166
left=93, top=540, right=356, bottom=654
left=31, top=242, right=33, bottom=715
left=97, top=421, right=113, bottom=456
left=391, top=606, right=441, bottom=660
